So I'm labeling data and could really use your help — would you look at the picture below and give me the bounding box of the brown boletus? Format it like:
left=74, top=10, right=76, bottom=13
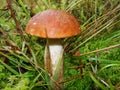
left=25, top=9, right=81, bottom=90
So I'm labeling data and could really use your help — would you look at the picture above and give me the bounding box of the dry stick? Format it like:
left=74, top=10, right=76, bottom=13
left=79, top=58, right=83, bottom=77
left=73, top=51, right=84, bottom=78
left=6, top=0, right=25, bottom=41
left=59, top=74, right=82, bottom=84
left=80, top=44, right=120, bottom=56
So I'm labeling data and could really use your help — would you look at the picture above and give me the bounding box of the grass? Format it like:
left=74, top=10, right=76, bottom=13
left=0, top=0, right=120, bottom=90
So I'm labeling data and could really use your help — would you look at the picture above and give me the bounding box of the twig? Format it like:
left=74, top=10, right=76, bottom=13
left=80, top=44, right=120, bottom=56
left=6, top=0, right=25, bottom=41
left=59, top=74, right=82, bottom=84
left=73, top=51, right=84, bottom=78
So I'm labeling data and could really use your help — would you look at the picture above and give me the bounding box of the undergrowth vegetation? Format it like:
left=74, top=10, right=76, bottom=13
left=0, top=0, right=120, bottom=90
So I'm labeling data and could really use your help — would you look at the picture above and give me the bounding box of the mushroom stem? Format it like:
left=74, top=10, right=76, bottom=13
left=44, top=39, right=64, bottom=90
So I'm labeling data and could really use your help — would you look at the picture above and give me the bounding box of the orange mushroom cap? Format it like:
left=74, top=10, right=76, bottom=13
left=25, top=9, right=81, bottom=38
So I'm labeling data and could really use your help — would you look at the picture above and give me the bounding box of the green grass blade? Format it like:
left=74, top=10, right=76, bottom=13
left=89, top=72, right=108, bottom=90
left=0, top=60, right=19, bottom=75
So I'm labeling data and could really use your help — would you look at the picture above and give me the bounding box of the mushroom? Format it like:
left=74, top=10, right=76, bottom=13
left=25, top=9, right=81, bottom=90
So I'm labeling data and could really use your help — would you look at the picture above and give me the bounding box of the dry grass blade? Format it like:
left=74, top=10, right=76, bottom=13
left=69, top=4, right=120, bottom=53
left=82, top=5, right=120, bottom=39
left=80, top=44, right=120, bottom=56
left=65, top=0, right=82, bottom=11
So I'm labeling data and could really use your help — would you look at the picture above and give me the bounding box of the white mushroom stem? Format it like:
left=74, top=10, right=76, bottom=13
left=44, top=39, right=64, bottom=89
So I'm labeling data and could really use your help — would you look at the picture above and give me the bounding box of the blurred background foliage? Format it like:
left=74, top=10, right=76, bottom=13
left=0, top=0, right=120, bottom=90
